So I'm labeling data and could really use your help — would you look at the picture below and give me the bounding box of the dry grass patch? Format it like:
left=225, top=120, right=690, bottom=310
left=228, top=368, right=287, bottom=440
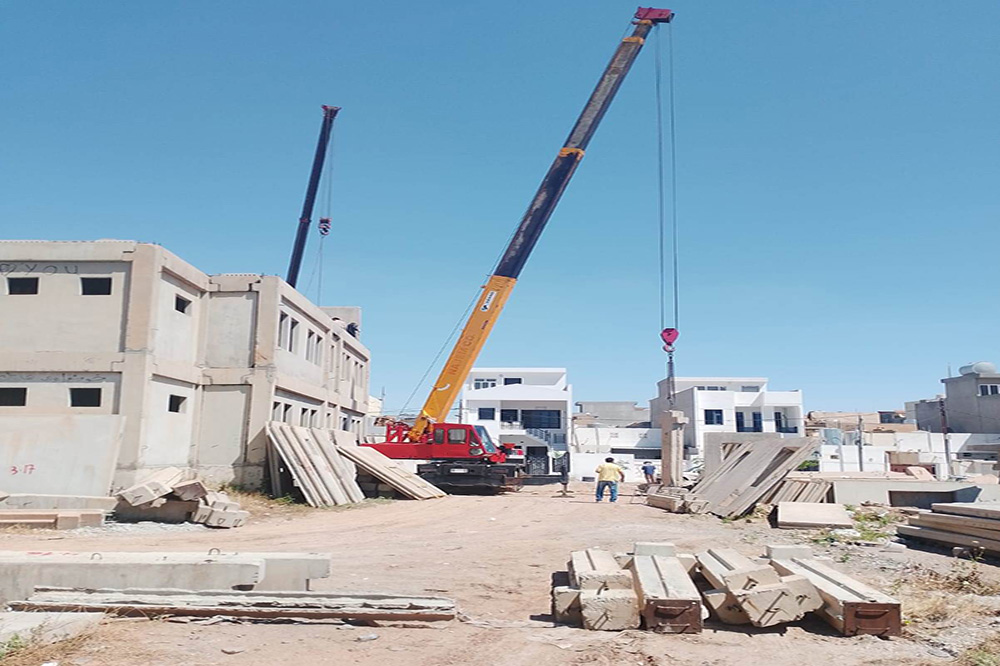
left=897, top=561, right=1000, bottom=597
left=901, top=590, right=993, bottom=626
left=221, top=487, right=316, bottom=519
left=221, top=487, right=394, bottom=520
left=0, top=628, right=94, bottom=666
left=954, top=635, right=1000, bottom=666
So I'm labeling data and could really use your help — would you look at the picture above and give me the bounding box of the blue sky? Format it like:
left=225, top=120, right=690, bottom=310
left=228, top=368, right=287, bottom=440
left=2, top=1, right=998, bottom=415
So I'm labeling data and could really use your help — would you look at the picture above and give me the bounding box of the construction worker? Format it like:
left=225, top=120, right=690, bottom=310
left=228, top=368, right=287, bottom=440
left=594, top=457, right=625, bottom=503
left=641, top=461, right=657, bottom=485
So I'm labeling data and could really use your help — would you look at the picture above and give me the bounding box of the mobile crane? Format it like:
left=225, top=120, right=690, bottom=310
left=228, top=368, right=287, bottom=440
left=363, top=7, right=674, bottom=492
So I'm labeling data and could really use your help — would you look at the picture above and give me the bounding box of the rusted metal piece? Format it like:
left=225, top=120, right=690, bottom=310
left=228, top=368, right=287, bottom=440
left=841, top=602, right=902, bottom=637
left=642, top=598, right=702, bottom=634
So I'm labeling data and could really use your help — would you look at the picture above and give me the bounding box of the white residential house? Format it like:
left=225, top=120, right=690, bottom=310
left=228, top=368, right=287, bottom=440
left=459, top=368, right=572, bottom=476
left=651, top=377, right=804, bottom=457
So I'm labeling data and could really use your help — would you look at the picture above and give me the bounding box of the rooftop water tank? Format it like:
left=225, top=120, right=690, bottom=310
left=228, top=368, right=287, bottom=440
left=959, top=361, right=997, bottom=375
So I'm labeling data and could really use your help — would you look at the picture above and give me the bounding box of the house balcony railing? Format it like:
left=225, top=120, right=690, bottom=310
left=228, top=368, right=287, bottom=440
left=526, top=428, right=566, bottom=445
left=500, top=421, right=523, bottom=431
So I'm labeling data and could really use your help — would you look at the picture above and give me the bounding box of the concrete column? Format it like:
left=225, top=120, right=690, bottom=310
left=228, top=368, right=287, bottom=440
left=112, top=245, right=162, bottom=487
left=660, top=410, right=688, bottom=487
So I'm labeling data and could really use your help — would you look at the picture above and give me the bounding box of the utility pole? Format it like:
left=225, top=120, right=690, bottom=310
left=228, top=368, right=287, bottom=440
left=855, top=414, right=865, bottom=472
left=939, top=397, right=952, bottom=479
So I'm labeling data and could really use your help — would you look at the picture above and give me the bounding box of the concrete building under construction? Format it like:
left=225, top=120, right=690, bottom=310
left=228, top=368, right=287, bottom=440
left=0, top=240, right=369, bottom=492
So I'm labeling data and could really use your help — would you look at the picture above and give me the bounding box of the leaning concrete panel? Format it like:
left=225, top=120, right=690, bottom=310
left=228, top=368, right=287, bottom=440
left=0, top=415, right=124, bottom=496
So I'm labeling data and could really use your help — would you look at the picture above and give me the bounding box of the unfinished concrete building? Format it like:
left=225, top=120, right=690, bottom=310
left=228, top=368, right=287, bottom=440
left=0, top=241, right=369, bottom=493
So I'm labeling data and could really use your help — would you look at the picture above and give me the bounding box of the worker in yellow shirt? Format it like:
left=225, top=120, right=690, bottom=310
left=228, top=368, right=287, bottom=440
left=594, top=457, right=625, bottom=503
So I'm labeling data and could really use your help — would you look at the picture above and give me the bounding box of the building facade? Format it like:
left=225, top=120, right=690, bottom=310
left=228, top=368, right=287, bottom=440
left=650, top=376, right=804, bottom=456
left=574, top=401, right=650, bottom=428
left=914, top=362, right=1000, bottom=434
left=459, top=368, right=571, bottom=476
left=0, top=241, right=369, bottom=491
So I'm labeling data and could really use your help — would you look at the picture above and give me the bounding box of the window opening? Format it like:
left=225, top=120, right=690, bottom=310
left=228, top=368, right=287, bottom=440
left=168, top=394, right=187, bottom=413
left=0, top=388, right=27, bottom=406
left=7, top=277, right=38, bottom=295
left=81, top=277, right=112, bottom=295
left=70, top=387, right=102, bottom=407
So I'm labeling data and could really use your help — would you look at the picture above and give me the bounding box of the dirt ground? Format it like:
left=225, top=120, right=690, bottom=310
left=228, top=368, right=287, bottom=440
left=2, top=483, right=999, bottom=666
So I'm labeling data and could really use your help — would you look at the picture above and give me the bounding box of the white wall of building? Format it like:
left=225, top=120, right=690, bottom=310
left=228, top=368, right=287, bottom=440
left=460, top=368, right=572, bottom=475
left=818, top=429, right=1000, bottom=479
left=652, top=376, right=804, bottom=457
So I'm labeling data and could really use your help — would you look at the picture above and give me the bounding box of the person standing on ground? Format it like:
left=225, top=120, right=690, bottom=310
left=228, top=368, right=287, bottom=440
left=595, top=457, right=625, bottom=503
left=641, top=461, right=657, bottom=485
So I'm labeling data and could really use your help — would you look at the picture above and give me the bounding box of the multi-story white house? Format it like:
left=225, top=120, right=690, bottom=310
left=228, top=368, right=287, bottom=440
left=651, top=377, right=804, bottom=457
left=459, top=368, right=572, bottom=476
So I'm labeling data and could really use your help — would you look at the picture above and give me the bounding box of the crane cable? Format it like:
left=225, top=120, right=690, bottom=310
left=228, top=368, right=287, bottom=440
left=655, top=22, right=680, bottom=403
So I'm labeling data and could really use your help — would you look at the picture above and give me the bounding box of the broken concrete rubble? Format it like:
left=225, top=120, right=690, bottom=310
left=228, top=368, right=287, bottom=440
left=112, top=470, right=247, bottom=528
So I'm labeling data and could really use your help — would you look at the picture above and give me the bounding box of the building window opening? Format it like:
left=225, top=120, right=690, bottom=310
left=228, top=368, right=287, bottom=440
left=168, top=394, right=187, bottom=413
left=81, top=277, right=113, bottom=295
left=70, top=387, right=102, bottom=407
left=289, top=320, right=299, bottom=353
left=473, top=378, right=497, bottom=390
left=503, top=377, right=522, bottom=385
left=7, top=277, right=38, bottom=295
left=500, top=408, right=519, bottom=423
left=175, top=295, right=191, bottom=314
left=0, top=388, right=27, bottom=406
left=282, top=403, right=293, bottom=424
left=979, top=384, right=1000, bottom=397
left=478, top=407, right=496, bottom=420
left=521, top=409, right=561, bottom=429
left=704, top=409, right=724, bottom=426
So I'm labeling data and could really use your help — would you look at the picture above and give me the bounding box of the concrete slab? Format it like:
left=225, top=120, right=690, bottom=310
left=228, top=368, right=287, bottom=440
left=579, top=589, right=640, bottom=631
left=171, top=479, right=209, bottom=501
left=830, top=480, right=986, bottom=507
left=118, top=467, right=187, bottom=506
left=0, top=415, right=124, bottom=497
left=551, top=585, right=581, bottom=624
left=0, top=551, right=330, bottom=592
left=569, top=549, right=633, bottom=591
left=765, top=545, right=814, bottom=560
left=0, top=494, right=116, bottom=511
left=204, top=508, right=250, bottom=528
left=776, top=502, right=853, bottom=529
left=0, top=557, right=265, bottom=603
left=930, top=502, right=1000, bottom=520
left=633, top=542, right=676, bottom=557
left=113, top=499, right=198, bottom=523
left=0, top=611, right=103, bottom=645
